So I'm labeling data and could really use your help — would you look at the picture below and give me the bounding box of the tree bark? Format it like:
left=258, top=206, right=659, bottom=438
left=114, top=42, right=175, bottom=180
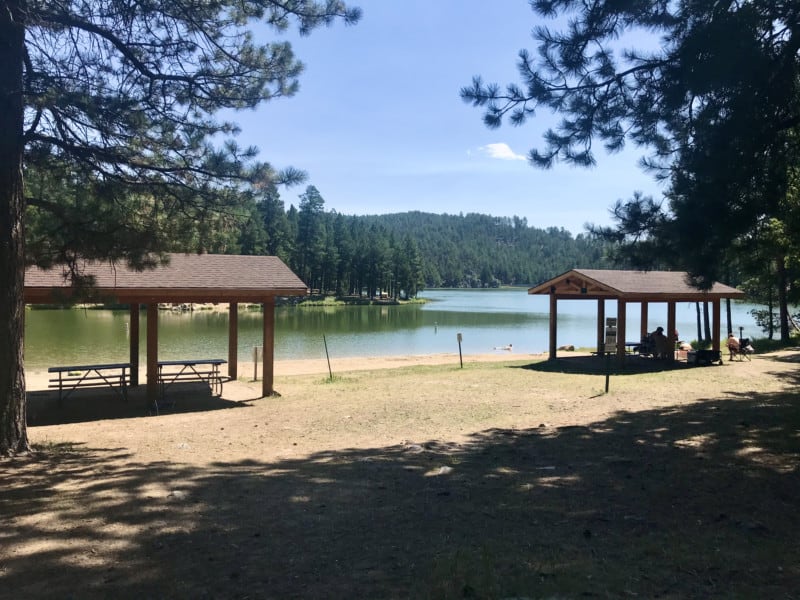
left=776, top=254, right=790, bottom=343
left=695, top=302, right=702, bottom=343
left=725, top=298, right=732, bottom=336
left=767, top=289, right=774, bottom=340
left=0, top=0, right=29, bottom=455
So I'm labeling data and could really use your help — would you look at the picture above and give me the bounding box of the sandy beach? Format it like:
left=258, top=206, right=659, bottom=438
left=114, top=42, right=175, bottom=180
left=23, top=350, right=539, bottom=390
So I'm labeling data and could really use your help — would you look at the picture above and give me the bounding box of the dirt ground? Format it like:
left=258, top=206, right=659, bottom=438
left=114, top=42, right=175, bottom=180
left=2, top=350, right=799, bottom=599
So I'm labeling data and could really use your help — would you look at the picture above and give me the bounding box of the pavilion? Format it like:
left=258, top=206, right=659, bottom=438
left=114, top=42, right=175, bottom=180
left=528, top=269, right=746, bottom=362
left=24, top=253, right=309, bottom=403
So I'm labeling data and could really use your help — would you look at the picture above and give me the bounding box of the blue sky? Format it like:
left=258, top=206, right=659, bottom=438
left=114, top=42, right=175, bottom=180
left=233, top=0, right=664, bottom=235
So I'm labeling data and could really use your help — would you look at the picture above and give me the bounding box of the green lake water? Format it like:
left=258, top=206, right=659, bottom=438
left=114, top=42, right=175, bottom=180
left=24, top=289, right=763, bottom=369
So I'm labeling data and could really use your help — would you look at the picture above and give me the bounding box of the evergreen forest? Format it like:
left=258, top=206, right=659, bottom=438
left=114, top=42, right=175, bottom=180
left=210, top=185, right=618, bottom=297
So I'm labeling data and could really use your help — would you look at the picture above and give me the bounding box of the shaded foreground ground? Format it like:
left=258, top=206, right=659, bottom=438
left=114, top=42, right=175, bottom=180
left=2, top=351, right=800, bottom=598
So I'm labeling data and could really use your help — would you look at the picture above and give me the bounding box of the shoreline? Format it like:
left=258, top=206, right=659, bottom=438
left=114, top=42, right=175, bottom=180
left=23, top=351, right=545, bottom=391
left=240, top=351, right=543, bottom=377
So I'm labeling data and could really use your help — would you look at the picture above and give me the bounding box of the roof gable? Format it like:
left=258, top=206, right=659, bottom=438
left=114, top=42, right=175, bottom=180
left=528, top=269, right=745, bottom=301
left=24, top=254, right=309, bottom=303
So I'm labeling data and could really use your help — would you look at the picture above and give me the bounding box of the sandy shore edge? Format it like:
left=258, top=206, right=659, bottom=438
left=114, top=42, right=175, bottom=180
left=23, top=351, right=546, bottom=391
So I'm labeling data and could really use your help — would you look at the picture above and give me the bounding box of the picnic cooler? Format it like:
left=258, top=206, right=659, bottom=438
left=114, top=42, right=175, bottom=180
left=687, top=349, right=721, bottom=366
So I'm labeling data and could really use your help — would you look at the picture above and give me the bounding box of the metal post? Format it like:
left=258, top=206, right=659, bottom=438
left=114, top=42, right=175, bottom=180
left=323, top=334, right=333, bottom=381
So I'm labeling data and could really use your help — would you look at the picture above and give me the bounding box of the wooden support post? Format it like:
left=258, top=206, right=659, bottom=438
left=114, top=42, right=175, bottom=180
left=640, top=302, right=649, bottom=340
left=712, top=299, right=721, bottom=352
left=129, top=304, right=139, bottom=387
left=262, top=297, right=275, bottom=397
left=228, top=302, right=238, bottom=381
left=617, top=300, right=627, bottom=363
left=548, top=293, right=557, bottom=360
left=667, top=301, right=677, bottom=362
left=597, top=299, right=605, bottom=352
left=146, top=303, right=158, bottom=406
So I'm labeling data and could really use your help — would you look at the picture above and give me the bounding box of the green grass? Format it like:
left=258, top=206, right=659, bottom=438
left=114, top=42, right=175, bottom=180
left=31, top=440, right=89, bottom=455
left=747, top=334, right=800, bottom=352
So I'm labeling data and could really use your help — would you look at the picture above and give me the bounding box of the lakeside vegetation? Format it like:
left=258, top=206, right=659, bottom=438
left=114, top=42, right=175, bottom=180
left=296, top=295, right=429, bottom=307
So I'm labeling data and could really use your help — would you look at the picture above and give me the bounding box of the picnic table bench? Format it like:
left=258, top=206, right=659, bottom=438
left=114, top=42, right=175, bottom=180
left=48, top=363, right=131, bottom=405
left=154, top=359, right=227, bottom=412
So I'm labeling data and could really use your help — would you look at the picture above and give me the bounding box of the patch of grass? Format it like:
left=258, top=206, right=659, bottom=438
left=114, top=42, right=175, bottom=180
left=31, top=440, right=89, bottom=456
left=319, top=374, right=348, bottom=384
left=749, top=335, right=800, bottom=353
left=298, top=296, right=346, bottom=307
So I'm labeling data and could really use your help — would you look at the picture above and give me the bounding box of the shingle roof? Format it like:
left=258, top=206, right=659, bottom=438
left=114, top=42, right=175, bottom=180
left=528, top=269, right=745, bottom=300
left=25, top=254, right=309, bottom=303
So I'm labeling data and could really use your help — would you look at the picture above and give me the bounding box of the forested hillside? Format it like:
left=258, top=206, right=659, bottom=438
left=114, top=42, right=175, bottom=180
left=359, top=211, right=615, bottom=288
left=225, top=185, right=618, bottom=296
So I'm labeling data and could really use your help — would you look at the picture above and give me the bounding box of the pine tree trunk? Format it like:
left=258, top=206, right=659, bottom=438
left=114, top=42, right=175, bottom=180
left=776, top=254, right=790, bottom=343
left=0, top=1, right=29, bottom=455
left=725, top=298, right=732, bottom=336
left=695, top=302, right=702, bottom=343
left=767, top=290, right=774, bottom=340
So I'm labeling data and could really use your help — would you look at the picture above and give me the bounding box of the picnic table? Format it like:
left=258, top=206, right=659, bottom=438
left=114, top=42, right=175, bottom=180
left=592, top=343, right=641, bottom=356
left=155, top=359, right=227, bottom=411
left=48, top=363, right=131, bottom=405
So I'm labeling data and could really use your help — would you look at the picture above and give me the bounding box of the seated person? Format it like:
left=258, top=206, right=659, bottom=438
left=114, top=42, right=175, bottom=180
left=727, top=333, right=741, bottom=360
left=651, top=326, right=670, bottom=359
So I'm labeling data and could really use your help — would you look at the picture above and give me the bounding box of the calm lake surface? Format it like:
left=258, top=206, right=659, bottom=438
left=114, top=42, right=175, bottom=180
left=24, top=289, right=763, bottom=369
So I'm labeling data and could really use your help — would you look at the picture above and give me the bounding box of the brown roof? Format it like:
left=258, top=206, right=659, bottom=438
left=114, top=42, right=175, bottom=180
left=25, top=254, right=309, bottom=303
left=528, top=269, right=745, bottom=301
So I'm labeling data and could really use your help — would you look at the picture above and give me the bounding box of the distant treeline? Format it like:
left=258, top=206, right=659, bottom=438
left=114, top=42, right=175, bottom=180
left=229, top=185, right=618, bottom=297
left=356, top=211, right=617, bottom=289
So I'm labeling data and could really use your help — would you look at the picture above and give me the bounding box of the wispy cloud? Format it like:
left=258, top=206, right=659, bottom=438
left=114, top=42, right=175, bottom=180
left=478, top=142, right=527, bottom=161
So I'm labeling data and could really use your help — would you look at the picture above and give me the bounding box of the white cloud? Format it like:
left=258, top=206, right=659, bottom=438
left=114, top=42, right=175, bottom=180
left=479, top=142, right=527, bottom=161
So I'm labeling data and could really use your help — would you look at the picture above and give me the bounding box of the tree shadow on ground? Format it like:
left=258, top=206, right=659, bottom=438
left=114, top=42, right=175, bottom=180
left=26, top=383, right=249, bottom=426
left=518, top=353, right=701, bottom=375
left=4, top=362, right=799, bottom=598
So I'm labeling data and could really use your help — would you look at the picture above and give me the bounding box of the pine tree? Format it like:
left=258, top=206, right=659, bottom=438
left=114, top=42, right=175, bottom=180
left=462, top=0, right=800, bottom=287
left=0, top=0, right=360, bottom=455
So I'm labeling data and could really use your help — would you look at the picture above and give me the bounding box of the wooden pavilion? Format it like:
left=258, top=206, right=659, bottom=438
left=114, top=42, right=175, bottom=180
left=528, top=269, right=746, bottom=362
left=24, top=253, right=309, bottom=402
